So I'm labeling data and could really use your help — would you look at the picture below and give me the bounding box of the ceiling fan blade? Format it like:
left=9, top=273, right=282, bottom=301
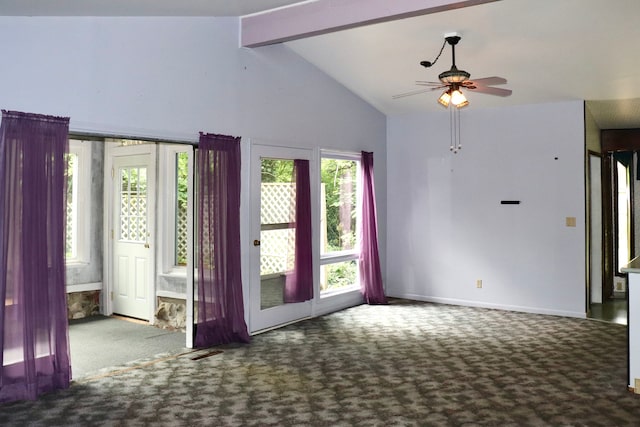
left=392, top=87, right=440, bottom=99
left=415, top=80, right=445, bottom=86
left=467, top=86, right=512, bottom=97
left=466, top=76, right=508, bottom=86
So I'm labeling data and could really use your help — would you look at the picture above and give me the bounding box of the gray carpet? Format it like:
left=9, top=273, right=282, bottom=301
left=2, top=299, right=640, bottom=426
left=68, top=315, right=187, bottom=379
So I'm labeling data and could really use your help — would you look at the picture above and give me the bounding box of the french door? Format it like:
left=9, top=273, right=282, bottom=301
left=249, top=144, right=314, bottom=333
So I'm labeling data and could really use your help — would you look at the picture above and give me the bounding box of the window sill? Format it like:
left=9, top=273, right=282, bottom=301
left=162, top=267, right=188, bottom=278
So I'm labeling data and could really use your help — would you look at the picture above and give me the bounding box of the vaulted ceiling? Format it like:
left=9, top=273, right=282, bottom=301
left=2, top=0, right=639, bottom=129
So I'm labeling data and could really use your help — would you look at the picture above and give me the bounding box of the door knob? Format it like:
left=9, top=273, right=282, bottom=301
left=253, top=240, right=261, bottom=246
left=144, top=243, right=150, bottom=248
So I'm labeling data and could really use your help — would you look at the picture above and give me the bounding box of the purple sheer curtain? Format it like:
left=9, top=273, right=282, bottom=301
left=359, top=151, right=388, bottom=305
left=284, top=159, right=313, bottom=303
left=195, top=132, right=250, bottom=347
left=0, top=110, right=71, bottom=402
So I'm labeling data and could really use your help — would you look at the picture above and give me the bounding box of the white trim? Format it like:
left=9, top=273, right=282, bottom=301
left=320, top=251, right=358, bottom=265
left=156, top=290, right=187, bottom=300
left=313, top=290, right=362, bottom=317
left=66, top=282, right=102, bottom=293
left=66, top=139, right=91, bottom=265
left=250, top=316, right=313, bottom=336
left=157, top=145, right=191, bottom=275
left=319, top=284, right=360, bottom=299
left=185, top=145, right=195, bottom=348
left=391, top=293, right=587, bottom=319
left=103, top=142, right=114, bottom=316
left=248, top=143, right=316, bottom=333
left=320, top=149, right=361, bottom=161
left=318, top=151, right=363, bottom=296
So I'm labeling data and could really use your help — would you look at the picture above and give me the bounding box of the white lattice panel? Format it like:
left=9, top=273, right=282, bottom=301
left=119, top=165, right=148, bottom=242
left=260, top=183, right=297, bottom=275
left=261, top=183, right=295, bottom=225
left=176, top=207, right=188, bottom=265
left=65, top=191, right=74, bottom=256
left=260, top=228, right=294, bottom=275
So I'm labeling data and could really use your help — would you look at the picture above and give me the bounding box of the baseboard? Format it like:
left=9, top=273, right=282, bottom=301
left=389, top=292, right=586, bottom=319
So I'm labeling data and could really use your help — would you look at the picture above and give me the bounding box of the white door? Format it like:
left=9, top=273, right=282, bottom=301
left=111, top=149, right=156, bottom=320
left=249, top=144, right=314, bottom=333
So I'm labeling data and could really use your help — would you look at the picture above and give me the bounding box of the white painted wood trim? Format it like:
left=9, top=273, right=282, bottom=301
left=241, top=0, right=498, bottom=47
left=66, top=282, right=102, bottom=293
left=391, top=293, right=587, bottom=319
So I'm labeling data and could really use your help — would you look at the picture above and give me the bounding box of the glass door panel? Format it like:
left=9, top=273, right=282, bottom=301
left=249, top=145, right=313, bottom=333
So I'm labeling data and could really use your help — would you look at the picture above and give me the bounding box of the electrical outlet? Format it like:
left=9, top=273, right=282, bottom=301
left=476, top=279, right=482, bottom=289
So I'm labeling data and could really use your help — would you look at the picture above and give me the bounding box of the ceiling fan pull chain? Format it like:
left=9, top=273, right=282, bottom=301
left=456, top=108, right=462, bottom=152
left=449, top=107, right=461, bottom=154
left=450, top=107, right=455, bottom=152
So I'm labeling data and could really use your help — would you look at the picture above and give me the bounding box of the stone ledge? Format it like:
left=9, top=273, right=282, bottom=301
left=67, top=290, right=100, bottom=320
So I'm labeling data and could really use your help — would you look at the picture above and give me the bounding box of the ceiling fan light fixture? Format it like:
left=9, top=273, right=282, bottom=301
left=450, top=89, right=468, bottom=108
left=438, top=90, right=451, bottom=108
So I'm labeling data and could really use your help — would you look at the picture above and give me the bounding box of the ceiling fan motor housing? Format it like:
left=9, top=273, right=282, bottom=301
left=439, top=66, right=470, bottom=84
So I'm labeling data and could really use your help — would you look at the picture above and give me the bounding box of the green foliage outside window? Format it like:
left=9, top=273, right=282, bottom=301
left=324, top=260, right=357, bottom=290
left=176, top=152, right=189, bottom=266
left=321, top=158, right=357, bottom=253
left=259, top=156, right=359, bottom=290
left=261, top=158, right=293, bottom=183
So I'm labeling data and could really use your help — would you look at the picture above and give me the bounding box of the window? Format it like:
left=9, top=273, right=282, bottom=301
left=320, top=152, right=361, bottom=295
left=65, top=139, right=91, bottom=264
left=159, top=145, right=193, bottom=273
left=176, top=152, right=189, bottom=266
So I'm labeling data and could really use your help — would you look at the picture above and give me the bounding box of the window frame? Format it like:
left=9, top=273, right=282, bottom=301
left=159, top=144, right=192, bottom=275
left=319, top=150, right=362, bottom=297
left=66, top=139, right=91, bottom=265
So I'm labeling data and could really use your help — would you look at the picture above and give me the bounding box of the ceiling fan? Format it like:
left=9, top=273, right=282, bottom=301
left=393, top=34, right=512, bottom=108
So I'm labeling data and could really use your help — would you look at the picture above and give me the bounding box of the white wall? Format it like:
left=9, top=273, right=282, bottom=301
left=387, top=101, right=586, bottom=317
left=0, top=17, right=387, bottom=315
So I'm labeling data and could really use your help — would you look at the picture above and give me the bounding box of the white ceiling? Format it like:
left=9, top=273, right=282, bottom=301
left=2, top=0, right=639, bottom=129
left=285, top=0, right=640, bottom=129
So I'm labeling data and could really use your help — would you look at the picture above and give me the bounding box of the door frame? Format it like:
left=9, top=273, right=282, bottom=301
left=248, top=143, right=316, bottom=333
left=104, top=142, right=157, bottom=322
left=157, top=143, right=195, bottom=348
left=588, top=151, right=603, bottom=305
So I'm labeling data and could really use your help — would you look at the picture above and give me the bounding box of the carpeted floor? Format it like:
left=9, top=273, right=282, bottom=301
left=2, top=299, right=640, bottom=426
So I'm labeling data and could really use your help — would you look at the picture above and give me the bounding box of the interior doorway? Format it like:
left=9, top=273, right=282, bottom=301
left=68, top=137, right=195, bottom=378
left=588, top=148, right=635, bottom=325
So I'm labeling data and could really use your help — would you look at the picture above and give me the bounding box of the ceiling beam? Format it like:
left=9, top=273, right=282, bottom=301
left=241, top=0, right=500, bottom=47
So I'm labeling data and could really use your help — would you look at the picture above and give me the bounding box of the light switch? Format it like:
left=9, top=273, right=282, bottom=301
left=566, top=217, right=576, bottom=227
